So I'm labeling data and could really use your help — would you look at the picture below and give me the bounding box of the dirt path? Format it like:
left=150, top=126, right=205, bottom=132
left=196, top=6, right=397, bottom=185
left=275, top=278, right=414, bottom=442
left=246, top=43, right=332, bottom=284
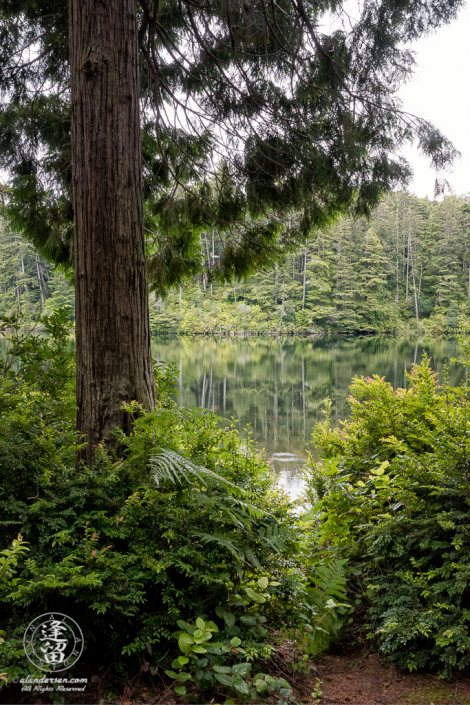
left=289, top=650, right=470, bottom=705
left=5, top=647, right=470, bottom=704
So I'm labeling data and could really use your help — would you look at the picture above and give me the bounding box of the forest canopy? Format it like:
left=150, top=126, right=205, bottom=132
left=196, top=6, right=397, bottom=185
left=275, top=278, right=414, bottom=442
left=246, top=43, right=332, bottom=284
left=3, top=191, right=470, bottom=336
left=0, top=0, right=463, bottom=292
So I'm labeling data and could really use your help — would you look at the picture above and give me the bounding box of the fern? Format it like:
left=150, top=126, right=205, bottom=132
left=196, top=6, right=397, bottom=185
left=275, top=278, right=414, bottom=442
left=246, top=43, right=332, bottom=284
left=311, top=560, right=348, bottom=602
left=149, top=449, right=243, bottom=496
left=195, top=531, right=262, bottom=568
left=303, top=559, right=350, bottom=657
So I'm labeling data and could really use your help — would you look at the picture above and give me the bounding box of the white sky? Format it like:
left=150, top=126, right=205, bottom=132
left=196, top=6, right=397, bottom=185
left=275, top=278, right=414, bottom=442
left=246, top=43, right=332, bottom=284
left=397, top=3, right=470, bottom=199
left=1, top=5, right=468, bottom=201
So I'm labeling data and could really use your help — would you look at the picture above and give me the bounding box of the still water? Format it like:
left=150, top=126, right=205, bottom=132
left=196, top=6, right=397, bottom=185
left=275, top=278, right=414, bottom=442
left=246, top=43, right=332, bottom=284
left=152, top=336, right=462, bottom=499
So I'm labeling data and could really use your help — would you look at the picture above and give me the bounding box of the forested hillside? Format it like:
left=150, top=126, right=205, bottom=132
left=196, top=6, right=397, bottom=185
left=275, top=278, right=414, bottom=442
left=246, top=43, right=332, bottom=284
left=2, top=190, right=470, bottom=335
left=0, top=222, right=74, bottom=320
left=154, top=192, right=470, bottom=335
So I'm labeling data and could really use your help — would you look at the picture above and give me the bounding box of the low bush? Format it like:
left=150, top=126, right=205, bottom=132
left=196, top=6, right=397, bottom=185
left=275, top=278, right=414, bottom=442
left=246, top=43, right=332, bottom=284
left=303, top=348, right=470, bottom=678
left=0, top=311, right=341, bottom=698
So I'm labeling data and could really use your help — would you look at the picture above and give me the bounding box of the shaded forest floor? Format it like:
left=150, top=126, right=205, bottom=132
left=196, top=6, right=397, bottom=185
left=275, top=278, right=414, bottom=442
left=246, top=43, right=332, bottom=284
left=6, top=643, right=470, bottom=705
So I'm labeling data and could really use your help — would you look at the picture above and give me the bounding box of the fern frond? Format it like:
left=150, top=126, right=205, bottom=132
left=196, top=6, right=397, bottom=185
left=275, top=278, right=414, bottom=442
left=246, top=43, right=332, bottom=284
left=196, top=532, right=245, bottom=562
left=303, top=559, right=350, bottom=658
left=195, top=531, right=262, bottom=568
left=149, top=449, right=244, bottom=496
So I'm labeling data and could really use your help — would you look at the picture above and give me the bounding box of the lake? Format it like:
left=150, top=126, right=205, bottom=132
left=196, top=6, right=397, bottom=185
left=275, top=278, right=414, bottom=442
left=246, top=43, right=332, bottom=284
left=153, top=336, right=461, bottom=499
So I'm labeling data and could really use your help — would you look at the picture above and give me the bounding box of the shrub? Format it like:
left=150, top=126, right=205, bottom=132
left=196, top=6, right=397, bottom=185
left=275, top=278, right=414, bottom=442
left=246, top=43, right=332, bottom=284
left=303, top=348, right=470, bottom=678
left=0, top=311, right=337, bottom=693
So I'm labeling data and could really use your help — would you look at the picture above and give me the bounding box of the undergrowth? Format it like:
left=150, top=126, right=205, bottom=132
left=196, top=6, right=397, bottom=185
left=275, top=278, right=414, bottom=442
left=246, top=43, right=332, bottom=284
left=304, top=346, right=470, bottom=678
left=0, top=311, right=347, bottom=701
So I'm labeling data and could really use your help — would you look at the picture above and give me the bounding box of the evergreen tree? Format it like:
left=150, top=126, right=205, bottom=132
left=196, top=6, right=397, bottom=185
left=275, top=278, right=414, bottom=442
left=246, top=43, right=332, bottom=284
left=0, top=0, right=464, bottom=454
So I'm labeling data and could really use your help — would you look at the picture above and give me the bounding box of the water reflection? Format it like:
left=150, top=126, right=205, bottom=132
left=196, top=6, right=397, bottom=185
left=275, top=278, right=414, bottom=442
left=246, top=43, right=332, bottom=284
left=152, top=336, right=461, bottom=498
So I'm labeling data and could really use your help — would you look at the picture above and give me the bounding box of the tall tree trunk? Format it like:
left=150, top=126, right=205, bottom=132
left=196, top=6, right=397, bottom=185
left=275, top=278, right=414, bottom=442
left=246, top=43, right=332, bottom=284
left=39, top=260, right=49, bottom=296
left=70, top=0, right=156, bottom=463
left=301, top=354, right=306, bottom=439
left=405, top=231, right=409, bottom=302
left=203, top=231, right=211, bottom=295
left=20, top=247, right=35, bottom=311
left=36, top=256, right=45, bottom=305
left=402, top=195, right=406, bottom=280
left=274, top=263, right=278, bottom=307
left=211, top=231, right=215, bottom=297
left=395, top=202, right=399, bottom=303
left=302, top=247, right=307, bottom=311
left=409, top=231, right=419, bottom=322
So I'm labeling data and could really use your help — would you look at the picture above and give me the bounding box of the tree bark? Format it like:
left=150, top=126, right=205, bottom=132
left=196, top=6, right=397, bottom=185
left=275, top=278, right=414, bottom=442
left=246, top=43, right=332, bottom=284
left=274, top=263, right=278, bottom=306
left=36, top=256, right=45, bottom=305
left=408, top=231, right=419, bottom=322
left=302, top=247, right=308, bottom=311
left=395, top=202, right=399, bottom=303
left=70, top=0, right=156, bottom=463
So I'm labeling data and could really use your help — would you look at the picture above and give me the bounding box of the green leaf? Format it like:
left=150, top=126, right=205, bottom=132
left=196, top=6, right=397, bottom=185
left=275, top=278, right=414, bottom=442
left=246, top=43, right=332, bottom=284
left=174, top=686, right=187, bottom=696
left=214, top=673, right=234, bottom=686
left=244, top=587, right=266, bottom=603
left=178, top=634, right=194, bottom=653
left=280, top=687, right=293, bottom=697
left=165, top=670, right=179, bottom=679
left=371, top=460, right=389, bottom=476
left=213, top=665, right=232, bottom=674
left=239, top=615, right=256, bottom=626
left=230, top=636, right=242, bottom=647
left=196, top=617, right=205, bottom=630
left=257, top=576, right=269, bottom=589
left=233, top=662, right=251, bottom=676
left=178, top=656, right=189, bottom=666
left=233, top=677, right=250, bottom=694
left=222, top=611, right=236, bottom=628
left=191, top=645, right=207, bottom=653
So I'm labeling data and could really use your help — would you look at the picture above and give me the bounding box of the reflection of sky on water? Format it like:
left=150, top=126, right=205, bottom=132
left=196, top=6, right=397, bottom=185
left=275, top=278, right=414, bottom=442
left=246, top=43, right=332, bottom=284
left=151, top=336, right=462, bottom=500
left=270, top=454, right=306, bottom=501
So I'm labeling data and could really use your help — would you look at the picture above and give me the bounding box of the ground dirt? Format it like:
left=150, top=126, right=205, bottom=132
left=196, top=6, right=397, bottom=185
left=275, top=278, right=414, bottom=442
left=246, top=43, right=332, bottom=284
left=4, top=645, right=470, bottom=705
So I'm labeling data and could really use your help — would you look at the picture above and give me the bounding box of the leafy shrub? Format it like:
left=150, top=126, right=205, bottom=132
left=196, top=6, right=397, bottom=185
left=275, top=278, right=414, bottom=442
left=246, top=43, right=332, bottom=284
left=165, top=614, right=297, bottom=703
left=0, top=311, right=337, bottom=692
left=303, top=349, right=470, bottom=677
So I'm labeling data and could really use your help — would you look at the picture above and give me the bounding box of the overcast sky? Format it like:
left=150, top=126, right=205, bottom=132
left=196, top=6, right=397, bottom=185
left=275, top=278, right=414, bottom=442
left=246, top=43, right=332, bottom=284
left=1, top=5, right=468, bottom=202
left=398, top=3, right=470, bottom=199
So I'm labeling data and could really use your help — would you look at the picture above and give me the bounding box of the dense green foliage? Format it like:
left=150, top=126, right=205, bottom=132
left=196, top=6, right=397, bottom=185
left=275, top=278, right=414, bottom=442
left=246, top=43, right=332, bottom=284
left=0, top=220, right=74, bottom=320
left=0, top=313, right=349, bottom=699
left=4, top=191, right=470, bottom=336
left=150, top=192, right=470, bottom=335
left=303, top=349, right=470, bottom=677
left=0, top=0, right=461, bottom=290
